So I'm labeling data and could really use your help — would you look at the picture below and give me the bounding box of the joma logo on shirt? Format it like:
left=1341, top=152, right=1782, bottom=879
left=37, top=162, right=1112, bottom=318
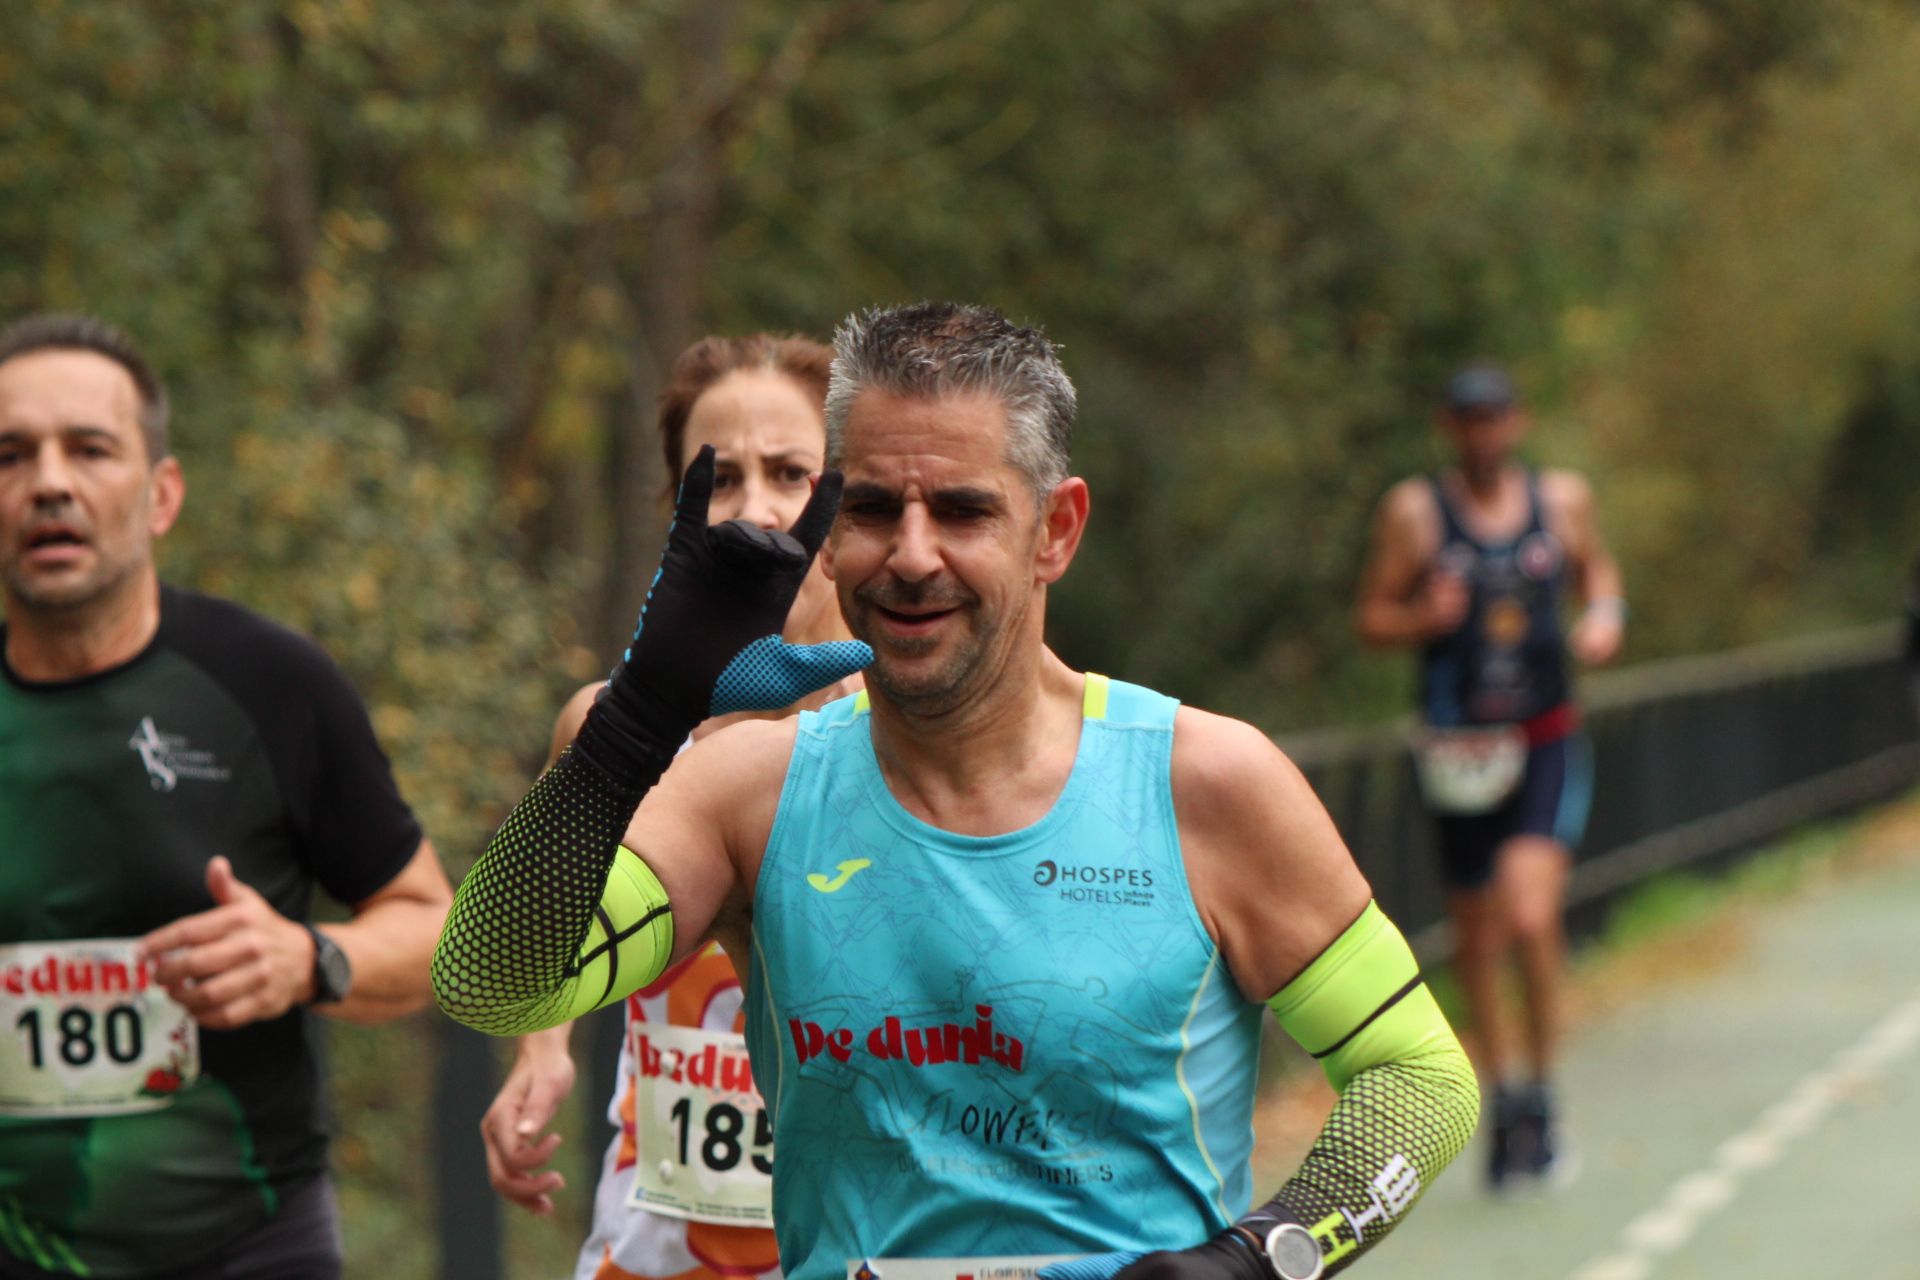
left=789, top=1004, right=1026, bottom=1072
left=127, top=717, right=233, bottom=792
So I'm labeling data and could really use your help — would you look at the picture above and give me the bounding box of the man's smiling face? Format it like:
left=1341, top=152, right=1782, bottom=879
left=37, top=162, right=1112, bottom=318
left=824, top=387, right=1046, bottom=716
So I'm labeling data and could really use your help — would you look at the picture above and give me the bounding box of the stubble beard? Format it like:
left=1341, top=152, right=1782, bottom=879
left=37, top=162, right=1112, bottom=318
left=853, top=581, right=993, bottom=718
left=3, top=543, right=143, bottom=621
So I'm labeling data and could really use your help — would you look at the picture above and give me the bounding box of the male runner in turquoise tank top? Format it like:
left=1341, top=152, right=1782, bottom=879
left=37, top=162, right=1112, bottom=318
left=1353, top=365, right=1624, bottom=1191
left=436, top=303, right=1479, bottom=1280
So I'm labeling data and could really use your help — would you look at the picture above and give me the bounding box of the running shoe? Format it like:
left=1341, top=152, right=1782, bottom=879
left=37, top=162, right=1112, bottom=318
left=1520, top=1080, right=1580, bottom=1189
left=1486, top=1084, right=1524, bottom=1192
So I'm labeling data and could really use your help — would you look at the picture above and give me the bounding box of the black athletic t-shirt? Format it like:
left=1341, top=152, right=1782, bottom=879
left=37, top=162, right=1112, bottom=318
left=0, top=584, right=422, bottom=1277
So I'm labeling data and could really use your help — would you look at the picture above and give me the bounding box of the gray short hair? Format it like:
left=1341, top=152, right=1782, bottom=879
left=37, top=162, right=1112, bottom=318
left=826, top=302, right=1075, bottom=499
left=0, top=313, right=171, bottom=462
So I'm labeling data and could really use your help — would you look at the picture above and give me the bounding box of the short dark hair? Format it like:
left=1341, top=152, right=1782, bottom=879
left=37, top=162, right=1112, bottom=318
left=657, top=334, right=833, bottom=491
left=0, top=313, right=171, bottom=462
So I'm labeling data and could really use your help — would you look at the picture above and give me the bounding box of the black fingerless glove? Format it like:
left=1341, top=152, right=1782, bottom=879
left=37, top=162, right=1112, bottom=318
left=1040, top=1217, right=1323, bottom=1280
left=571, top=444, right=871, bottom=785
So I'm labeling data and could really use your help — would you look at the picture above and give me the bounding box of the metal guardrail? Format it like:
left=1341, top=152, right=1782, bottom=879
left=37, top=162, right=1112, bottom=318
left=1280, top=624, right=1920, bottom=958
left=429, top=624, right=1920, bottom=1276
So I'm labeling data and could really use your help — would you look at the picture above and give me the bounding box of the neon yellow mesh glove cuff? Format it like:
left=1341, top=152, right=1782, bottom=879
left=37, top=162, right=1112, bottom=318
left=432, top=748, right=675, bottom=1035
left=1246, top=902, right=1480, bottom=1275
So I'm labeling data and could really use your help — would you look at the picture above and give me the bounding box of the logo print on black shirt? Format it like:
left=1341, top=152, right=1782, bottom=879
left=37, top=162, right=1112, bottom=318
left=127, top=718, right=232, bottom=792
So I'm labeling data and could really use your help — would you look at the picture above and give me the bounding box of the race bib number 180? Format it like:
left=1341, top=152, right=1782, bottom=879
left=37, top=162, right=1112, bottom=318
left=0, top=938, right=199, bottom=1117
left=627, top=1022, right=773, bottom=1226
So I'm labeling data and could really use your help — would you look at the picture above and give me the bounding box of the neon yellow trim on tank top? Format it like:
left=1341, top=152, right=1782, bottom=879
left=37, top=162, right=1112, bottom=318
left=850, top=677, right=1106, bottom=718
left=1082, top=672, right=1110, bottom=720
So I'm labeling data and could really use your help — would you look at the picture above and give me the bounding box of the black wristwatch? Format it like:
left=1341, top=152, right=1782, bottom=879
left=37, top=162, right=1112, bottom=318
left=305, top=925, right=352, bottom=1004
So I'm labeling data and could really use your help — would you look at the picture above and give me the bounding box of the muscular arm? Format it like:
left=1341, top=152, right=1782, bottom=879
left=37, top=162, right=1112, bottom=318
left=1352, top=481, right=1455, bottom=651
left=1544, top=469, right=1625, bottom=666
left=1177, top=712, right=1477, bottom=1276
left=431, top=718, right=791, bottom=1037
left=319, top=840, right=454, bottom=1023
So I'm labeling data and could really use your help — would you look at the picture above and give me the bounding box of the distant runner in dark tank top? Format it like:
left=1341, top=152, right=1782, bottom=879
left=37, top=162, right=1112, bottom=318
left=1354, top=363, right=1625, bottom=1193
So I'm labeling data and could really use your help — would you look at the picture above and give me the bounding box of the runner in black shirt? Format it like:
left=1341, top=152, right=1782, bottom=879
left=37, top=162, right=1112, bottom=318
left=0, top=314, right=452, bottom=1279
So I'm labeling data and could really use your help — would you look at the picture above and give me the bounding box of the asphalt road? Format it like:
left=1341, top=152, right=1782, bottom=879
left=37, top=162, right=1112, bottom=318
left=1357, top=825, right=1920, bottom=1280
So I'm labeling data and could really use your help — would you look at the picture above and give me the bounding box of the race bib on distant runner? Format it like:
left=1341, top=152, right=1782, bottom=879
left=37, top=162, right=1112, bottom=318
left=1414, top=724, right=1528, bottom=815
left=627, top=1022, right=773, bottom=1225
left=0, top=939, right=199, bottom=1117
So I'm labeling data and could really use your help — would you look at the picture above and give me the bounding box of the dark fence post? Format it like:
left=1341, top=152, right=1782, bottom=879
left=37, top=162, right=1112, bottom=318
left=434, top=1019, right=503, bottom=1280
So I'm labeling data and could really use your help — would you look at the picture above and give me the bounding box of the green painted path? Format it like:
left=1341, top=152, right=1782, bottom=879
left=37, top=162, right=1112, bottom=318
left=1361, top=841, right=1920, bottom=1279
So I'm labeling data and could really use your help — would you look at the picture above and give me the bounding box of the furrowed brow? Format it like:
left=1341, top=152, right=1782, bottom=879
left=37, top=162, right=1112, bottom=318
left=841, top=481, right=900, bottom=505
left=932, top=486, right=1004, bottom=510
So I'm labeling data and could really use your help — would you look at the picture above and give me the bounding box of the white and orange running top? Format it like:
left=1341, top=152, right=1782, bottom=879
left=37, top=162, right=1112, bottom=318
left=574, top=941, right=783, bottom=1280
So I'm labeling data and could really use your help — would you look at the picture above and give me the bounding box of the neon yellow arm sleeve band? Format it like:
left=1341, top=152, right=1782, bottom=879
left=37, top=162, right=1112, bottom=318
left=1268, top=900, right=1446, bottom=1091
left=555, top=846, right=676, bottom=1022
left=1246, top=901, right=1479, bottom=1275
left=433, top=749, right=676, bottom=1035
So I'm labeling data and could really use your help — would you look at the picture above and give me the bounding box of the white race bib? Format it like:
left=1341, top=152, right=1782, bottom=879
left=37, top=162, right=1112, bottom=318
left=0, top=939, right=199, bottom=1117
left=846, top=1256, right=1083, bottom=1280
left=1414, top=725, right=1528, bottom=815
left=626, top=1022, right=773, bottom=1225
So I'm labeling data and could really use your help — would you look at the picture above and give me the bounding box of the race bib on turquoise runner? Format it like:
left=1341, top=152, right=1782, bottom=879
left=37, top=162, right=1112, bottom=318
left=627, top=1022, right=774, bottom=1225
left=847, top=1256, right=1084, bottom=1280
left=1414, top=724, right=1527, bottom=815
left=0, top=939, right=200, bottom=1116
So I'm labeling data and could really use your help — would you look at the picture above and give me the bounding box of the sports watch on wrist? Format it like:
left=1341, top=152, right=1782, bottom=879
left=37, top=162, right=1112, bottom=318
left=1259, top=1223, right=1323, bottom=1280
left=305, top=925, right=352, bottom=1004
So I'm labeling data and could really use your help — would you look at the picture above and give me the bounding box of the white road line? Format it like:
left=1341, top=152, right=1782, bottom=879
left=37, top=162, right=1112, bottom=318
left=1566, top=988, right=1920, bottom=1280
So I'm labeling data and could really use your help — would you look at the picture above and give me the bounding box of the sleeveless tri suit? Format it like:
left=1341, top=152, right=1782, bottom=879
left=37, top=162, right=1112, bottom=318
left=1416, top=471, right=1591, bottom=887
left=744, top=676, right=1263, bottom=1280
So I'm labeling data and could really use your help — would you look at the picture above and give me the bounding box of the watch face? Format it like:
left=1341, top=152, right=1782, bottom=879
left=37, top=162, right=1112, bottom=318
left=1264, top=1224, right=1322, bottom=1280
left=313, top=932, right=352, bottom=1003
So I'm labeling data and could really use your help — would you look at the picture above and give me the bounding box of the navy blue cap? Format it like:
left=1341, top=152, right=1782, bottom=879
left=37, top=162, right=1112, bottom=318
left=1445, top=364, right=1516, bottom=414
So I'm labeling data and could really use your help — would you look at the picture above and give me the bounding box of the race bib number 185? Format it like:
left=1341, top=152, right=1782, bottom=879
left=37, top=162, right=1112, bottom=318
left=627, top=1022, right=773, bottom=1226
left=0, top=938, right=199, bottom=1117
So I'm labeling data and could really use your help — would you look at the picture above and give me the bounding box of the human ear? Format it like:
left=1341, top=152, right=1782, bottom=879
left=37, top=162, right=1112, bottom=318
left=148, top=457, right=185, bottom=538
left=1034, top=477, right=1089, bottom=586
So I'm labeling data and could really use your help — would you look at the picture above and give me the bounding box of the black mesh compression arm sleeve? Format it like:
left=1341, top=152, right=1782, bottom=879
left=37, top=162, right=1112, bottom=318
left=431, top=748, right=669, bottom=1036
left=431, top=448, right=865, bottom=1036
left=1241, top=903, right=1479, bottom=1275
left=1240, top=1034, right=1478, bottom=1273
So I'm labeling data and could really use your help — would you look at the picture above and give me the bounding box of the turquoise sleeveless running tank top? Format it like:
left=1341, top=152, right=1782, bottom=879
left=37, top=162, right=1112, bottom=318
left=744, top=675, right=1262, bottom=1280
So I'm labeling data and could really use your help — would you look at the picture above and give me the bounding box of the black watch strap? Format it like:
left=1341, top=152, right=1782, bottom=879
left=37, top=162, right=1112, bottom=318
left=305, top=925, right=352, bottom=1004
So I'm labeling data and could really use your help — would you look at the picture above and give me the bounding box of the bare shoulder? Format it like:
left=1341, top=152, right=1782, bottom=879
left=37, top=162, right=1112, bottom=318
left=1170, top=706, right=1371, bottom=999
left=1379, top=475, right=1438, bottom=527
left=1169, top=705, right=1300, bottom=812
left=1538, top=467, right=1595, bottom=517
left=1368, top=475, right=1442, bottom=559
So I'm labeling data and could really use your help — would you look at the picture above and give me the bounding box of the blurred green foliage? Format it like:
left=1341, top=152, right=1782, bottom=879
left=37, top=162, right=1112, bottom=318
left=5, top=1, right=1920, bottom=1274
